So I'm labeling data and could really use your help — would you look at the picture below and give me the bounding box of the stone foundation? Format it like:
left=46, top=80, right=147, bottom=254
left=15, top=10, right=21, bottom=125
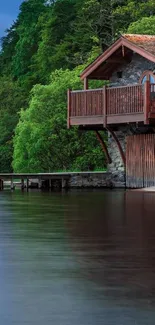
left=108, top=126, right=132, bottom=188
left=68, top=171, right=124, bottom=188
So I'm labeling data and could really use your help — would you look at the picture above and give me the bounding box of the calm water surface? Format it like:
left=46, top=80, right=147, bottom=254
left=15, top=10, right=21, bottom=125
left=0, top=189, right=155, bottom=324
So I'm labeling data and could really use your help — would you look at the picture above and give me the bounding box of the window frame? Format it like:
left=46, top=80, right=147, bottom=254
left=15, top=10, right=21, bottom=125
left=139, top=70, right=155, bottom=84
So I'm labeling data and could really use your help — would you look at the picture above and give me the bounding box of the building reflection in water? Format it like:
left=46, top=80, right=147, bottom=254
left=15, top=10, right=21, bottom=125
left=65, top=190, right=155, bottom=307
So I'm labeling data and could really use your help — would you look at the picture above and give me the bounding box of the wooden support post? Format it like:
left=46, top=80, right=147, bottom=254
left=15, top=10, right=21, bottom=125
left=103, top=85, right=107, bottom=127
left=144, top=80, right=150, bottom=124
left=84, top=78, right=88, bottom=90
left=21, top=178, right=25, bottom=190
left=84, top=78, right=88, bottom=116
left=67, top=89, right=71, bottom=129
left=61, top=178, right=66, bottom=189
left=11, top=178, right=15, bottom=190
left=38, top=178, right=42, bottom=189
left=0, top=179, right=3, bottom=191
left=49, top=179, right=51, bottom=189
left=49, top=179, right=53, bottom=190
left=95, top=131, right=112, bottom=164
left=26, top=178, right=29, bottom=191
left=107, top=127, right=126, bottom=166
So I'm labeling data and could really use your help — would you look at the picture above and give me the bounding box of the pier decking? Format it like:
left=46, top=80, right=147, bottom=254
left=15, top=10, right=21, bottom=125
left=0, top=171, right=108, bottom=190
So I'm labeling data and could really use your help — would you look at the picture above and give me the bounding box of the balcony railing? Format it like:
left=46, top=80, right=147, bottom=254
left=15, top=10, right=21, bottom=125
left=67, top=82, right=155, bottom=128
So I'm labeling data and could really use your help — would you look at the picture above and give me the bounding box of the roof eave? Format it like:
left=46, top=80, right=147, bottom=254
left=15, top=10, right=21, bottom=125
left=80, top=37, right=123, bottom=80
left=81, top=36, right=155, bottom=81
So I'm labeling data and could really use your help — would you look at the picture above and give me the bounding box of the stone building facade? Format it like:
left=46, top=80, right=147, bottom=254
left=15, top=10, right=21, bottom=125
left=110, top=53, right=155, bottom=86
left=107, top=54, right=155, bottom=187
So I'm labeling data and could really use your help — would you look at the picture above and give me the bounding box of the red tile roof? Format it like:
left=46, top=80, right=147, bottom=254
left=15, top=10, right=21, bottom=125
left=123, top=34, right=155, bottom=56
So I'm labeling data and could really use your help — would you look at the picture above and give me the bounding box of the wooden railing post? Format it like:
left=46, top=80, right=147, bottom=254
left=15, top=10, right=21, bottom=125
left=84, top=78, right=88, bottom=116
left=84, top=78, right=88, bottom=90
left=67, top=89, right=71, bottom=129
left=103, top=85, right=107, bottom=127
left=144, top=80, right=150, bottom=124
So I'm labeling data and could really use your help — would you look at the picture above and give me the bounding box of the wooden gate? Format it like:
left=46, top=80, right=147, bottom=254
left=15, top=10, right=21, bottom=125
left=126, top=134, right=155, bottom=188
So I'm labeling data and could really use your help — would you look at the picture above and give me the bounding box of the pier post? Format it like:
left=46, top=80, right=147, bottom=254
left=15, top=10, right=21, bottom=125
left=0, top=179, right=3, bottom=191
left=11, top=178, right=15, bottom=190
left=26, top=178, right=29, bottom=191
left=21, top=178, right=25, bottom=190
left=38, top=178, right=42, bottom=189
left=49, top=179, right=52, bottom=190
left=61, top=178, right=66, bottom=189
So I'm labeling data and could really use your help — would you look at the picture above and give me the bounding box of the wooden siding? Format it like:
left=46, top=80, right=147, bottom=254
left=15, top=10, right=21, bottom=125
left=126, top=134, right=155, bottom=188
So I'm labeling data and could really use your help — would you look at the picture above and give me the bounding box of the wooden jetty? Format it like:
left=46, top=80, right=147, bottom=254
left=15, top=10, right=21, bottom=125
left=0, top=172, right=106, bottom=191
left=0, top=173, right=71, bottom=191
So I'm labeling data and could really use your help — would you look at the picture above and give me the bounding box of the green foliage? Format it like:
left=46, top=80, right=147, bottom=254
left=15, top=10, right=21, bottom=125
left=13, top=67, right=106, bottom=172
left=0, top=77, right=27, bottom=172
left=114, top=0, right=155, bottom=34
left=128, top=16, right=155, bottom=35
left=12, top=0, right=47, bottom=86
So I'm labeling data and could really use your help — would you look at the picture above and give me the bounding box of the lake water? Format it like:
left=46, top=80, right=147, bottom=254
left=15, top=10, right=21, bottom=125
left=0, top=189, right=155, bottom=324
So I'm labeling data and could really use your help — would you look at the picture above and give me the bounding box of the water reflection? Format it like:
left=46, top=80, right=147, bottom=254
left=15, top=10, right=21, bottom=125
left=0, top=190, right=155, bottom=324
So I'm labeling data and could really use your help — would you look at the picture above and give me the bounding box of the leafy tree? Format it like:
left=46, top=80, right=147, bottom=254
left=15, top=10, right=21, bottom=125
left=0, top=21, right=19, bottom=76
left=128, top=16, right=155, bottom=35
left=12, top=0, right=47, bottom=86
left=114, top=0, right=155, bottom=34
left=0, top=77, right=27, bottom=172
left=13, top=67, right=106, bottom=172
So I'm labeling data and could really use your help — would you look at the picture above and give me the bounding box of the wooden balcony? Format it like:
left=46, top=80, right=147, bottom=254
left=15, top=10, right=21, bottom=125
left=67, top=82, right=155, bottom=129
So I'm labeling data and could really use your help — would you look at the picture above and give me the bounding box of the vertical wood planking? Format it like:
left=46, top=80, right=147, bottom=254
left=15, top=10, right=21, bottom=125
left=69, top=84, right=145, bottom=121
left=126, top=134, right=155, bottom=188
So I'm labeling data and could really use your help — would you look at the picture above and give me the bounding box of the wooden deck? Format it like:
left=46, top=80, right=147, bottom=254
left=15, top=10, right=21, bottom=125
left=68, top=82, right=155, bottom=128
left=0, top=172, right=108, bottom=190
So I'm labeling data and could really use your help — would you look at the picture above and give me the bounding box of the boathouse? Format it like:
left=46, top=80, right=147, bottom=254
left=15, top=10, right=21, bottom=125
left=67, top=34, right=155, bottom=188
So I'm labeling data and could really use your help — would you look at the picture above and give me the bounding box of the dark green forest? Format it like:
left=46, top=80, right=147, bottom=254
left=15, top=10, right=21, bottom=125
left=0, top=0, right=154, bottom=172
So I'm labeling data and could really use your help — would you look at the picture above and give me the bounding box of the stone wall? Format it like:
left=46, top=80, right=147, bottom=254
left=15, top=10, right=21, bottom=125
left=108, top=126, right=132, bottom=188
left=68, top=172, right=114, bottom=188
left=110, top=53, right=155, bottom=86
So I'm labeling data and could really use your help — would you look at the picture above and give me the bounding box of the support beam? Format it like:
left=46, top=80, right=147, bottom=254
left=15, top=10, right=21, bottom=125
left=95, top=131, right=112, bottom=164
left=11, top=178, right=15, bottom=190
left=84, top=78, right=88, bottom=90
left=49, top=179, right=52, bottom=189
left=61, top=178, right=66, bottom=189
left=107, top=127, right=126, bottom=166
left=26, top=178, right=29, bottom=191
left=38, top=178, right=42, bottom=189
left=67, top=89, right=71, bottom=129
left=0, top=179, right=3, bottom=191
left=21, top=178, right=25, bottom=190
left=144, top=80, right=150, bottom=125
left=103, top=85, right=107, bottom=127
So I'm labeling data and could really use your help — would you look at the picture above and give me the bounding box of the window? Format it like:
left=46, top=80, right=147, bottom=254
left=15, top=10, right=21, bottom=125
left=117, top=71, right=123, bottom=79
left=140, top=71, right=155, bottom=84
